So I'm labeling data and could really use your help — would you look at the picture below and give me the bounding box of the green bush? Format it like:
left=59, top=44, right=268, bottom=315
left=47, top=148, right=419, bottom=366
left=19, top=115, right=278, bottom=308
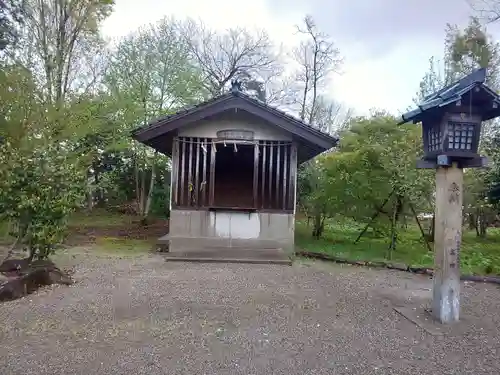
left=0, top=142, right=86, bottom=259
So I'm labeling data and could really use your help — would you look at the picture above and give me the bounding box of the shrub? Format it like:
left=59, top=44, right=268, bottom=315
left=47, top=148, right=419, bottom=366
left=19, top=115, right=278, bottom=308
left=0, top=141, right=86, bottom=259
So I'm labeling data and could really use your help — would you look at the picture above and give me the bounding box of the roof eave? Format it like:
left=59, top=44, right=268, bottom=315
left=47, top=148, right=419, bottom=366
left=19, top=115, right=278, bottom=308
left=132, top=92, right=339, bottom=152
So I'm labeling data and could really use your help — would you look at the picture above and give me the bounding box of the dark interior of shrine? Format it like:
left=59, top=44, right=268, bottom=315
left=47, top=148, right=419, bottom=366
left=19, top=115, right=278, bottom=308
left=213, top=143, right=255, bottom=208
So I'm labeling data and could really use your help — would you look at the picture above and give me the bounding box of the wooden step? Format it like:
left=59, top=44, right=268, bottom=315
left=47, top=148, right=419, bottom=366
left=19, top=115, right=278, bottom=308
left=163, top=247, right=292, bottom=265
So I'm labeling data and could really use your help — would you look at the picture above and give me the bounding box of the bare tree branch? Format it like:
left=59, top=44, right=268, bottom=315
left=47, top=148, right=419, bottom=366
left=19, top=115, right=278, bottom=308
left=18, top=0, right=112, bottom=105
left=291, top=15, right=343, bottom=124
left=177, top=18, right=281, bottom=96
left=468, top=0, right=500, bottom=23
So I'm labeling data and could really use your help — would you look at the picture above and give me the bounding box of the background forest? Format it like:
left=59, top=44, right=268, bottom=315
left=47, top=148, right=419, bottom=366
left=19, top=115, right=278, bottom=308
left=2, top=0, right=500, bottom=275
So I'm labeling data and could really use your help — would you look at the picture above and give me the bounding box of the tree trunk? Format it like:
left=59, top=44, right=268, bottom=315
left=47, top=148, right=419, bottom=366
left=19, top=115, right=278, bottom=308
left=429, top=213, right=435, bottom=237
left=475, top=213, right=480, bottom=237
left=143, top=156, right=157, bottom=224
left=479, top=208, right=487, bottom=238
left=140, top=167, right=146, bottom=216
left=387, top=199, right=398, bottom=260
left=86, top=178, right=93, bottom=210
left=468, top=212, right=477, bottom=230
left=312, top=212, right=325, bottom=239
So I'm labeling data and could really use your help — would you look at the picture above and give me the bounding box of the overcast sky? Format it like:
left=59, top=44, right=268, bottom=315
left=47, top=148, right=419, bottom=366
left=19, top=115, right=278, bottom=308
left=101, top=0, right=500, bottom=116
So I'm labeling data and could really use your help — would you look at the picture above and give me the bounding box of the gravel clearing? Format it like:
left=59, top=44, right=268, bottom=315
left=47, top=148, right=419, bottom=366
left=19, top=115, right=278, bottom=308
left=1, top=253, right=499, bottom=375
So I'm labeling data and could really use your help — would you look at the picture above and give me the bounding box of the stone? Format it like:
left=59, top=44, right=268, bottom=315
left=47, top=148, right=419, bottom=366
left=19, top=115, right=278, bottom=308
left=0, top=259, right=73, bottom=302
left=0, top=258, right=31, bottom=273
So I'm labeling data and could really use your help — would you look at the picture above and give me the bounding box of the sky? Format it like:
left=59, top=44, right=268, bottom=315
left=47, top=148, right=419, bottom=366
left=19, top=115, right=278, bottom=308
left=101, top=0, right=500, bottom=117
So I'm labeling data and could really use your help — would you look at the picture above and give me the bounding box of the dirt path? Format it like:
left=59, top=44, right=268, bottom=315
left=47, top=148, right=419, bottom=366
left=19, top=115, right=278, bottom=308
left=0, top=253, right=499, bottom=375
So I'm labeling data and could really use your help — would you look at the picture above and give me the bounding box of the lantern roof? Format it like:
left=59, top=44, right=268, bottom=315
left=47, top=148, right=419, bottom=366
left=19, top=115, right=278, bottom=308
left=400, top=68, right=500, bottom=124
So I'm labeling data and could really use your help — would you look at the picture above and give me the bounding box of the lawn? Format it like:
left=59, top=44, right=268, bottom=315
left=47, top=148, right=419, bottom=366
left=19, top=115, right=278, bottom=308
left=3, top=210, right=500, bottom=276
left=295, top=218, right=500, bottom=276
left=0, top=209, right=168, bottom=257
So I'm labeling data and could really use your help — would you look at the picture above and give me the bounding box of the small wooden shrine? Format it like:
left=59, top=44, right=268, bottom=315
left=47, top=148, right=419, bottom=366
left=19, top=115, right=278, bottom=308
left=132, top=83, right=338, bottom=261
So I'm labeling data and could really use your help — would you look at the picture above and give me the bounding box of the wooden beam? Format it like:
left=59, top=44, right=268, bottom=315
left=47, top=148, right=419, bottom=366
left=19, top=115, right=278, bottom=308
left=253, top=142, right=259, bottom=207
left=268, top=142, right=274, bottom=208
left=276, top=143, right=281, bottom=210
left=195, top=138, right=200, bottom=208
left=282, top=144, right=289, bottom=210
left=202, top=138, right=207, bottom=206
left=261, top=141, right=266, bottom=209
left=209, top=141, right=216, bottom=206
left=171, top=137, right=179, bottom=207
left=179, top=137, right=186, bottom=206
left=187, top=137, right=193, bottom=206
left=288, top=142, right=298, bottom=211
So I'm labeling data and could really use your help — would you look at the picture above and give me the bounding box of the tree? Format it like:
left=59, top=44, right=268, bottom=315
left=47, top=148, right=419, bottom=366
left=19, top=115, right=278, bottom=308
left=177, top=18, right=281, bottom=98
left=0, top=141, right=85, bottom=259
left=311, top=95, right=352, bottom=135
left=291, top=15, right=347, bottom=237
left=415, top=57, right=448, bottom=103
left=292, top=15, right=342, bottom=124
left=445, top=17, right=500, bottom=88
left=300, top=114, right=433, bottom=241
left=17, top=0, right=114, bottom=106
left=468, top=0, right=500, bottom=23
left=104, top=17, right=205, bottom=220
left=0, top=64, right=86, bottom=260
left=416, top=17, right=500, bottom=237
left=0, top=0, right=24, bottom=53
left=417, top=17, right=500, bottom=102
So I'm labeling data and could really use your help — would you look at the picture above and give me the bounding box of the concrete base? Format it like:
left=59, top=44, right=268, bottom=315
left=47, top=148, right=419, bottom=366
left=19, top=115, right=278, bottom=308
left=162, top=246, right=292, bottom=265
left=158, top=234, right=291, bottom=250
left=162, top=209, right=295, bottom=264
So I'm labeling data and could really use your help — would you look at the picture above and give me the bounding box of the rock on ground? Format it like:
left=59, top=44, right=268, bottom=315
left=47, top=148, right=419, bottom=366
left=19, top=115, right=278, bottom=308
left=0, top=254, right=499, bottom=375
left=0, top=258, right=72, bottom=302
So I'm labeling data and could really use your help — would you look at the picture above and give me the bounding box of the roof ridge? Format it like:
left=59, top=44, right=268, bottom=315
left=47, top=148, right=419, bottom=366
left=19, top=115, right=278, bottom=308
left=133, top=89, right=336, bottom=141
left=232, top=91, right=335, bottom=139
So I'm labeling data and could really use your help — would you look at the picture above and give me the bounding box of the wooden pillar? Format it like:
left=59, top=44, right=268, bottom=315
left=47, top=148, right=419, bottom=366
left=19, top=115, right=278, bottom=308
left=288, top=143, right=298, bottom=212
left=202, top=138, right=207, bottom=206
left=187, top=137, right=193, bottom=206
left=209, top=141, right=216, bottom=206
left=275, top=143, right=281, bottom=209
left=432, top=162, right=463, bottom=324
left=253, top=142, right=259, bottom=207
left=179, top=138, right=186, bottom=206
left=171, top=137, right=179, bottom=208
left=261, top=141, right=266, bottom=209
left=268, top=142, right=274, bottom=208
left=282, top=144, right=289, bottom=210
left=195, top=139, right=200, bottom=207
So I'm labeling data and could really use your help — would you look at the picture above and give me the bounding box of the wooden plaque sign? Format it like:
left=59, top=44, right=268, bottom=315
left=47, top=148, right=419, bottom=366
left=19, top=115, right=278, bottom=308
left=216, top=129, right=254, bottom=141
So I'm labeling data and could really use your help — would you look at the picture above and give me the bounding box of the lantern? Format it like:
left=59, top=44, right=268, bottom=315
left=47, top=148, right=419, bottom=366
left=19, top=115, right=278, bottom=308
left=422, top=111, right=482, bottom=161
left=401, top=68, right=496, bottom=168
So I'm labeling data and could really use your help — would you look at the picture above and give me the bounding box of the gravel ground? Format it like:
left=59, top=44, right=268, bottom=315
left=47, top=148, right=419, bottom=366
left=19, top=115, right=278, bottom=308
left=1, top=252, right=499, bottom=375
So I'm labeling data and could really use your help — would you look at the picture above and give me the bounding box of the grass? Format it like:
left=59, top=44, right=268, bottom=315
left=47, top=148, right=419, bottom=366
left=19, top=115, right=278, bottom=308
left=4, top=209, right=500, bottom=275
left=70, top=210, right=155, bottom=256
left=93, top=237, right=153, bottom=254
left=295, top=218, right=500, bottom=276
left=0, top=210, right=155, bottom=258
left=0, top=220, right=11, bottom=245
left=68, top=209, right=136, bottom=228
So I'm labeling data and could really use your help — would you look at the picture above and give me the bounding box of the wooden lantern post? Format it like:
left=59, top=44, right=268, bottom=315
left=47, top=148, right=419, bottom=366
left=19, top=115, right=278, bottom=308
left=400, top=68, right=499, bottom=324
left=432, top=161, right=463, bottom=323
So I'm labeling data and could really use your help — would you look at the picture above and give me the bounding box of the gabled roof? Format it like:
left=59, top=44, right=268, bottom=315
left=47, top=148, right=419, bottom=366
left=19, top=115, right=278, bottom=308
left=400, top=68, right=500, bottom=124
left=131, top=90, right=338, bottom=162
